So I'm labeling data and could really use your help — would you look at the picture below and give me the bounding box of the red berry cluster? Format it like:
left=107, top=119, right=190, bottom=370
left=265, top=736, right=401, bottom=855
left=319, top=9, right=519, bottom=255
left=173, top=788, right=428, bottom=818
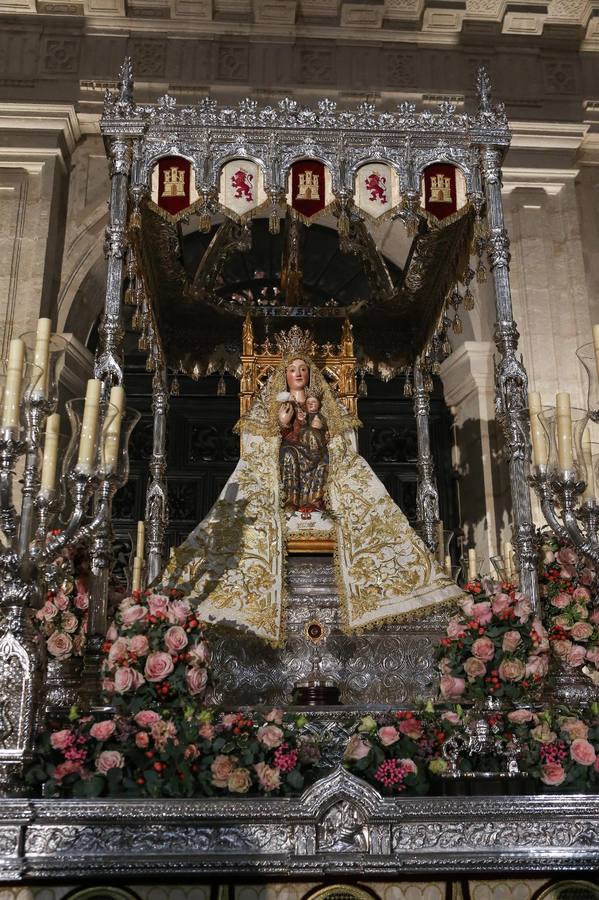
left=374, top=758, right=410, bottom=789
left=273, top=742, right=298, bottom=772
left=539, top=740, right=567, bottom=764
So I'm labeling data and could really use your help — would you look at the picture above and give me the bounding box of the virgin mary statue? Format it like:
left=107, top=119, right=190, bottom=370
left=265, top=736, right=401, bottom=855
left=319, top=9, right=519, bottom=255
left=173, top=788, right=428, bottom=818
left=160, top=328, right=462, bottom=645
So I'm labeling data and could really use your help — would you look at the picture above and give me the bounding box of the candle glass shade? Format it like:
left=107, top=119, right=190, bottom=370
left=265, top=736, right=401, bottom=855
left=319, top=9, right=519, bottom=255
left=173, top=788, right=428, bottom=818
left=62, top=398, right=119, bottom=477
left=21, top=333, right=67, bottom=405
left=541, top=407, right=589, bottom=479
left=0, top=360, right=43, bottom=437
left=576, top=342, right=599, bottom=422
left=527, top=404, right=554, bottom=473
left=101, top=407, right=140, bottom=484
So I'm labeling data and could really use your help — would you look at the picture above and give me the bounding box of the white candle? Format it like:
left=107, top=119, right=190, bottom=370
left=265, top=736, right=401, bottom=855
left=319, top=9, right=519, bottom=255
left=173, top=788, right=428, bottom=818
left=103, top=385, right=125, bottom=472
left=528, top=390, right=547, bottom=467
left=132, top=556, right=142, bottom=592
left=435, top=519, right=444, bottom=562
left=1, top=338, right=25, bottom=429
left=40, top=413, right=60, bottom=493
left=76, top=379, right=102, bottom=472
left=467, top=548, right=477, bottom=581
left=136, top=519, right=145, bottom=561
left=582, top=428, right=595, bottom=499
left=556, top=391, right=573, bottom=471
left=444, top=554, right=452, bottom=576
left=503, top=540, right=513, bottom=578
left=32, top=317, right=52, bottom=396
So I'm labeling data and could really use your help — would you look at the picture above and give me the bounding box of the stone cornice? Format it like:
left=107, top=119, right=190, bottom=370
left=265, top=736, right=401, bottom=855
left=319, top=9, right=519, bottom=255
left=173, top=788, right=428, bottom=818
left=0, top=103, right=81, bottom=158
left=440, top=341, right=496, bottom=408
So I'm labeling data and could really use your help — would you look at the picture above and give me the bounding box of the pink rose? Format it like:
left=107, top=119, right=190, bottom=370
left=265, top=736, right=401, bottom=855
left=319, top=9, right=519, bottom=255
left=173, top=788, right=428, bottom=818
left=211, top=754, right=237, bottom=787
left=472, top=637, right=495, bottom=661
left=108, top=637, right=129, bottom=666
left=591, top=609, right=599, bottom=625
left=164, top=625, right=188, bottom=654
left=89, top=720, right=116, bottom=741
left=560, top=717, right=589, bottom=740
left=144, top=651, right=174, bottom=682
left=400, top=758, right=418, bottom=775
left=557, top=546, right=577, bottom=566
left=543, top=549, right=555, bottom=565
left=186, top=666, right=208, bottom=695
left=120, top=605, right=147, bottom=627
left=257, top=724, right=284, bottom=749
left=586, top=647, right=599, bottom=665
left=440, top=674, right=466, bottom=700
left=54, top=591, right=69, bottom=611
left=129, top=634, right=149, bottom=656
left=581, top=568, right=595, bottom=586
left=570, top=738, right=597, bottom=766
left=47, top=631, right=73, bottom=659
left=541, top=762, right=566, bottom=786
left=472, top=602, right=492, bottom=625
left=189, top=641, right=211, bottom=665
left=531, top=617, right=549, bottom=651
left=498, top=658, right=526, bottom=682
left=37, top=601, right=58, bottom=621
left=447, top=617, right=465, bottom=639
left=228, top=767, right=252, bottom=794
left=96, top=750, right=124, bottom=774
left=134, top=709, right=161, bottom=727
left=491, top=593, right=512, bottom=615
left=438, top=656, right=452, bottom=675
left=102, top=678, right=115, bottom=693
left=199, top=723, right=215, bottom=740
left=344, top=734, right=371, bottom=761
left=378, top=726, right=400, bottom=746
left=502, top=630, right=522, bottom=652
left=570, top=622, right=594, bottom=641
left=74, top=592, right=89, bottom=611
left=441, top=711, right=461, bottom=724
left=560, top=565, right=576, bottom=580
left=398, top=718, right=423, bottom=739
left=566, top=644, right=587, bottom=667
left=553, top=639, right=573, bottom=659
left=255, top=761, right=281, bottom=792
left=526, top=654, right=549, bottom=678
left=135, top=731, right=149, bottom=748
left=147, top=594, right=169, bottom=615
left=114, top=666, right=145, bottom=693
left=167, top=599, right=191, bottom=624
left=460, top=598, right=475, bottom=617
left=551, top=592, right=572, bottom=609
left=463, top=656, right=487, bottom=679
left=514, top=596, right=532, bottom=623
left=106, top=623, right=118, bottom=641
left=507, top=709, right=534, bottom=724
left=221, top=714, right=238, bottom=728
left=573, top=586, right=591, bottom=603
left=61, top=612, right=79, bottom=634
left=50, top=729, right=72, bottom=751
left=265, top=708, right=284, bottom=724
left=184, top=744, right=200, bottom=760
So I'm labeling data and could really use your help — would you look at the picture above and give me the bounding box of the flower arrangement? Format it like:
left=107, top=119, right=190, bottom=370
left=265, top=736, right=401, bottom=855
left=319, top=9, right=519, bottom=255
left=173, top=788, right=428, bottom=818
left=436, top=579, right=550, bottom=704
left=35, top=544, right=90, bottom=659
left=538, top=534, right=599, bottom=685
left=342, top=711, right=434, bottom=795
left=102, top=590, right=211, bottom=714
left=27, top=707, right=321, bottom=798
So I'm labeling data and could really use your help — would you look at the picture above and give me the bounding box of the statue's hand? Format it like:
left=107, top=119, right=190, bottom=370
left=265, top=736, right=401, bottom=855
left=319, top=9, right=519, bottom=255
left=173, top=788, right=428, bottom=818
left=279, top=402, right=294, bottom=426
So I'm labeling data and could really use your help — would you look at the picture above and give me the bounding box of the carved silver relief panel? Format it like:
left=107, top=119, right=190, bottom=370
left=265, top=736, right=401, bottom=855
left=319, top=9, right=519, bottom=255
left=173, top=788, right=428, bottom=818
left=210, top=556, right=446, bottom=707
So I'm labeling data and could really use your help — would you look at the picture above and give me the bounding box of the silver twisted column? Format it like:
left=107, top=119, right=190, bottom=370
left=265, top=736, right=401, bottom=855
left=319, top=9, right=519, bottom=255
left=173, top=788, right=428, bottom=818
left=480, top=143, right=540, bottom=613
left=146, top=367, right=169, bottom=585
left=413, top=364, right=440, bottom=552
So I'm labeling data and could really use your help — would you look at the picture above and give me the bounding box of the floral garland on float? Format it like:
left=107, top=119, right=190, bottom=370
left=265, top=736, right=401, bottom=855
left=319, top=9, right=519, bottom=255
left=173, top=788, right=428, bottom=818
left=538, top=533, right=599, bottom=686
left=35, top=543, right=90, bottom=660
left=436, top=577, right=550, bottom=705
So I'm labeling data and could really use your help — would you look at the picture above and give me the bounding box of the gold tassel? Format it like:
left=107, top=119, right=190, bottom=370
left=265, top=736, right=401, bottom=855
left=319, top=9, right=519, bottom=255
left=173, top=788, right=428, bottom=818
left=269, top=211, right=280, bottom=235
left=474, top=216, right=487, bottom=240
left=217, top=374, right=226, bottom=396
left=146, top=354, right=155, bottom=372
left=129, top=209, right=141, bottom=230
left=443, top=339, right=452, bottom=355
left=403, top=378, right=413, bottom=398
left=476, top=262, right=487, bottom=283
left=124, top=286, right=133, bottom=306
left=199, top=210, right=211, bottom=233
left=358, top=371, right=368, bottom=398
left=170, top=375, right=180, bottom=397
left=138, top=334, right=149, bottom=352
left=424, top=375, right=433, bottom=392
left=452, top=313, right=463, bottom=334
left=432, top=361, right=441, bottom=375
left=463, top=288, right=475, bottom=311
left=132, top=310, right=141, bottom=331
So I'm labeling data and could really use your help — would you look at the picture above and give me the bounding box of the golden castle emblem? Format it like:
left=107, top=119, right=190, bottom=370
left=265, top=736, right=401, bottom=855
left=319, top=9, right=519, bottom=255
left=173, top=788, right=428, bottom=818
left=161, top=166, right=186, bottom=198
left=428, top=173, right=452, bottom=203
left=296, top=169, right=320, bottom=201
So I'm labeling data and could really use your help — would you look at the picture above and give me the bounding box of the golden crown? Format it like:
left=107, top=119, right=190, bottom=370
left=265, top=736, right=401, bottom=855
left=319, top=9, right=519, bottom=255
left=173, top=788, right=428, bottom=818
left=274, top=325, right=315, bottom=359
